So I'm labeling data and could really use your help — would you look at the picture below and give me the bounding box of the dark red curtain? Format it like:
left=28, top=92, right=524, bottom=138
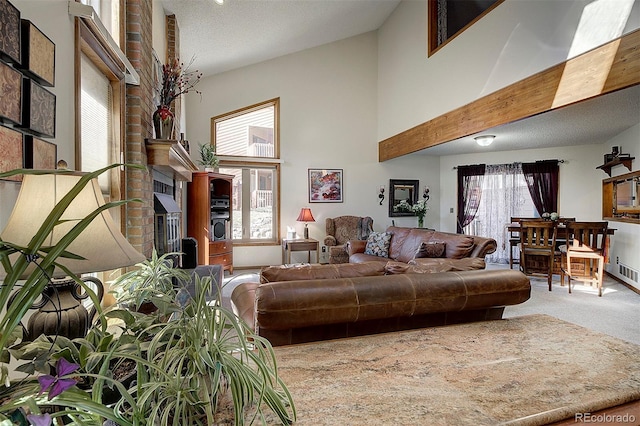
left=522, top=160, right=559, bottom=215
left=457, top=164, right=486, bottom=233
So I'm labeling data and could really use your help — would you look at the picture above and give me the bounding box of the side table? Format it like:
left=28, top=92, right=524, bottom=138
left=282, top=238, right=320, bottom=264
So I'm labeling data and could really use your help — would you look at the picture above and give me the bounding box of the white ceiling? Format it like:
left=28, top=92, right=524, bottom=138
left=160, top=0, right=640, bottom=157
left=159, top=0, right=401, bottom=77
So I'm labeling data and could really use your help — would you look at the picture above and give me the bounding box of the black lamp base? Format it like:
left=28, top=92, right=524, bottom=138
left=304, top=226, right=309, bottom=239
left=26, top=276, right=104, bottom=341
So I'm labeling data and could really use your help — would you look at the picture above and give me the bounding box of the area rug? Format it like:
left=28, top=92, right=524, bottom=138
left=267, top=314, right=640, bottom=425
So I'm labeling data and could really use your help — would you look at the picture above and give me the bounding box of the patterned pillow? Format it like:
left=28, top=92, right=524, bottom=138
left=414, top=241, right=446, bottom=258
left=364, top=232, right=392, bottom=258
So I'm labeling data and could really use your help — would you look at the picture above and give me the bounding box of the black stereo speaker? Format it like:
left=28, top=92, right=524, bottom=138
left=212, top=218, right=227, bottom=240
left=181, top=237, right=198, bottom=269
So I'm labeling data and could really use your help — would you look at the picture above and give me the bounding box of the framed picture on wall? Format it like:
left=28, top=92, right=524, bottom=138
left=308, top=168, right=343, bottom=203
left=21, top=78, right=56, bottom=137
left=24, top=135, right=56, bottom=169
left=19, top=19, right=55, bottom=87
left=0, top=61, right=22, bottom=125
left=0, top=125, right=23, bottom=181
left=0, top=0, right=21, bottom=64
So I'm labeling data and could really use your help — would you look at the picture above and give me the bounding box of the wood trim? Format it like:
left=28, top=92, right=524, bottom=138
left=548, top=398, right=640, bottom=425
left=145, top=139, right=199, bottom=181
left=381, top=29, right=640, bottom=162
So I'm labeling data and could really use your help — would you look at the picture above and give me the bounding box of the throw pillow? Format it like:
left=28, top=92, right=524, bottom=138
left=414, top=241, right=446, bottom=258
left=364, top=231, right=392, bottom=258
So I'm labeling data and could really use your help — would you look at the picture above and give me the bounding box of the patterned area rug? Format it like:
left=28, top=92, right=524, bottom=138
left=268, top=314, right=640, bottom=425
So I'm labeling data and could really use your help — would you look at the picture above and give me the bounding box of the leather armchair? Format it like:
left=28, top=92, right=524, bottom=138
left=324, top=215, right=373, bottom=263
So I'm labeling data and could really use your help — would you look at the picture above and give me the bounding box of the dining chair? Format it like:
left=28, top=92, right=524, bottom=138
left=559, top=221, right=609, bottom=297
left=508, top=217, right=542, bottom=269
left=519, top=220, right=558, bottom=291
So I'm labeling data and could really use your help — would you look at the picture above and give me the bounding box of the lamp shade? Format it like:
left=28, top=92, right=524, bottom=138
left=0, top=173, right=145, bottom=279
left=296, top=208, right=315, bottom=223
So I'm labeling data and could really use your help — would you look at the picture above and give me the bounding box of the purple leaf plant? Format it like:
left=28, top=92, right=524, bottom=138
left=37, top=358, right=79, bottom=400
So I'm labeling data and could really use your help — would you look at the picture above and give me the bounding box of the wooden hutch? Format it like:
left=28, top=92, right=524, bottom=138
left=187, top=171, right=234, bottom=273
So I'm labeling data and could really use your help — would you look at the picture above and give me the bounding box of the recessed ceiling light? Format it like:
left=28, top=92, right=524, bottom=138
left=214, top=0, right=224, bottom=4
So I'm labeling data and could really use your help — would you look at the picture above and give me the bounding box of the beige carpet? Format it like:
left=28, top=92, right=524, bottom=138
left=267, top=314, right=640, bottom=425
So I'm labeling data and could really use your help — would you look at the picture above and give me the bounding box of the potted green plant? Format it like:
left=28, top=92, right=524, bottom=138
left=109, top=275, right=296, bottom=425
left=0, top=164, right=146, bottom=425
left=1, top=165, right=295, bottom=425
left=109, top=249, right=191, bottom=315
left=197, top=142, right=219, bottom=172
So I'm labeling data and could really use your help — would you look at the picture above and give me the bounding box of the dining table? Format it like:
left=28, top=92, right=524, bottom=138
left=506, top=221, right=616, bottom=264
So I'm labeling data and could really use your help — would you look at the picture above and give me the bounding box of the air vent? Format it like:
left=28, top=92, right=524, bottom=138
left=619, top=263, right=639, bottom=283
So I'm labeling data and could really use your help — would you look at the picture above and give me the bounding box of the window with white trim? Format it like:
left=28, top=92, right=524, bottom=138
left=212, top=99, right=280, bottom=244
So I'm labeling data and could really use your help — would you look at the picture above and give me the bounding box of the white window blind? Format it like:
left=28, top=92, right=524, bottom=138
left=80, top=53, right=113, bottom=193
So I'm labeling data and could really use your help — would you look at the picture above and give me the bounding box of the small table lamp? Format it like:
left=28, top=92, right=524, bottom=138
left=0, top=172, right=145, bottom=340
left=296, top=208, right=315, bottom=239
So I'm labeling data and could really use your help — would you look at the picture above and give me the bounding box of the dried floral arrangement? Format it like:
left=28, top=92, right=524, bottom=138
left=158, top=57, right=203, bottom=107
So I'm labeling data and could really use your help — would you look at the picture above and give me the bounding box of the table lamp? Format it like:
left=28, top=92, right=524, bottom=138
left=296, top=208, right=315, bottom=239
left=0, top=172, right=145, bottom=340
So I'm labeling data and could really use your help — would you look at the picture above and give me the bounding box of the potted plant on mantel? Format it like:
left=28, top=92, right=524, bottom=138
left=198, top=142, right=219, bottom=172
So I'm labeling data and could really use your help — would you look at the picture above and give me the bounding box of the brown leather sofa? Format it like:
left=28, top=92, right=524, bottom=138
left=347, top=226, right=497, bottom=270
left=231, top=262, right=530, bottom=346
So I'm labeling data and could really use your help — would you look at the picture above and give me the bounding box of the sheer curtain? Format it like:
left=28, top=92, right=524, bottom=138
left=473, top=163, right=533, bottom=264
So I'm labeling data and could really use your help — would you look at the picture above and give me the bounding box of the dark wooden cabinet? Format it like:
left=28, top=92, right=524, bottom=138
left=187, top=172, right=234, bottom=273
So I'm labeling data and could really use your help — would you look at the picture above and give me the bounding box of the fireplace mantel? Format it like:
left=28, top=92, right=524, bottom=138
left=145, top=139, right=199, bottom=181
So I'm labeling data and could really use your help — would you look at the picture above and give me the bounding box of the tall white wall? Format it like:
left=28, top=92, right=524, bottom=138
left=377, top=0, right=640, bottom=289
left=184, top=33, right=440, bottom=267
left=0, top=0, right=75, bottom=229
left=377, top=0, right=640, bottom=140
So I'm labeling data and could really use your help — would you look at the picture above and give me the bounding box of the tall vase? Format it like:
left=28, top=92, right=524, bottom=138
left=153, top=105, right=174, bottom=140
left=417, top=216, right=424, bottom=228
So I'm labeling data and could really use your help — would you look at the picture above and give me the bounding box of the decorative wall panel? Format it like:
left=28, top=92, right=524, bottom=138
left=0, top=61, right=22, bottom=125
left=24, top=135, right=56, bottom=169
left=21, top=78, right=55, bottom=138
left=0, top=125, right=23, bottom=181
left=20, top=19, right=55, bottom=86
left=0, top=0, right=21, bottom=64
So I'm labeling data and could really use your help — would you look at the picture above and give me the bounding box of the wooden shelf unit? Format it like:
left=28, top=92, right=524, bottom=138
left=596, top=156, right=634, bottom=177
left=187, top=172, right=234, bottom=273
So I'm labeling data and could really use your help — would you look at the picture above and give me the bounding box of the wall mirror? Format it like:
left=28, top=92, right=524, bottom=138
left=389, top=179, right=418, bottom=217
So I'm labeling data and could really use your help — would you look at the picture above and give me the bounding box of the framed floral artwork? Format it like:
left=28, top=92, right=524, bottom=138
left=308, top=168, right=343, bottom=203
left=24, top=135, right=56, bottom=169
left=0, top=125, right=23, bottom=181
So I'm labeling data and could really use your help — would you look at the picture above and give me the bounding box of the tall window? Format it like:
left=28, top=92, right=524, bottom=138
left=75, top=8, right=126, bottom=305
left=212, top=99, right=280, bottom=244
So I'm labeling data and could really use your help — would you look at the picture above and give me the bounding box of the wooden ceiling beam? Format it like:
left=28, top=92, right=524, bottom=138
left=379, top=29, right=640, bottom=162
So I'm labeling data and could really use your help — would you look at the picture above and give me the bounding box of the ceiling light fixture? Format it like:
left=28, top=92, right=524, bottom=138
left=214, top=0, right=224, bottom=4
left=475, top=135, right=495, bottom=147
